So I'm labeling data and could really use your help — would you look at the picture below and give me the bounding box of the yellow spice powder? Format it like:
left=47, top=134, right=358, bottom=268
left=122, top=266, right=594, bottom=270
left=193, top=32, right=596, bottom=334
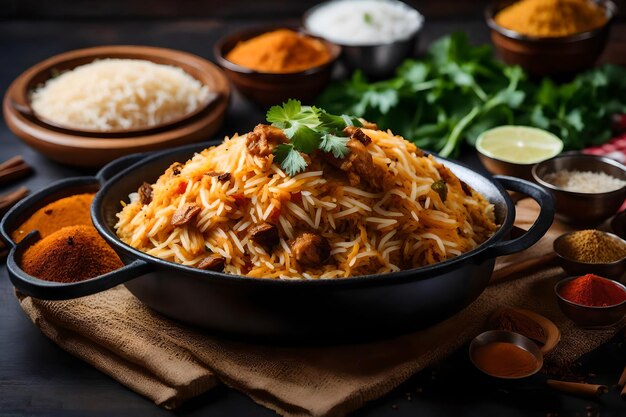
left=226, top=29, right=331, bottom=73
left=495, top=0, right=607, bottom=38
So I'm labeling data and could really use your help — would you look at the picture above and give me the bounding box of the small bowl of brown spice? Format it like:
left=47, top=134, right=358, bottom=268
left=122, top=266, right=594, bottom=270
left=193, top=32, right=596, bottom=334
left=553, top=229, right=626, bottom=277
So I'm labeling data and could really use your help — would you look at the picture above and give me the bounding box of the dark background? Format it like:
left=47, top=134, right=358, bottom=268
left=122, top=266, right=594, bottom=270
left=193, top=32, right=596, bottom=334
left=2, top=1, right=626, bottom=416
left=1, top=0, right=623, bottom=20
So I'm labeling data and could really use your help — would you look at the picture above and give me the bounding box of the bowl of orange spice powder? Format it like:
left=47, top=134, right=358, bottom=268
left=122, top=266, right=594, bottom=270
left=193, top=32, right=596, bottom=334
left=214, top=27, right=341, bottom=106
left=485, top=0, right=617, bottom=77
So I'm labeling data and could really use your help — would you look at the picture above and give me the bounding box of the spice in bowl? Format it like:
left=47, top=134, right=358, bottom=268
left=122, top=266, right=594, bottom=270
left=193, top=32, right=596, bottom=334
left=559, top=274, right=626, bottom=307
left=495, top=0, right=608, bottom=38
left=543, top=170, right=626, bottom=194
left=21, top=225, right=123, bottom=283
left=472, top=342, right=539, bottom=378
left=469, top=330, right=543, bottom=379
left=11, top=193, right=94, bottom=242
left=225, top=29, right=331, bottom=73
left=12, top=192, right=124, bottom=283
left=557, top=230, right=626, bottom=264
left=555, top=275, right=626, bottom=327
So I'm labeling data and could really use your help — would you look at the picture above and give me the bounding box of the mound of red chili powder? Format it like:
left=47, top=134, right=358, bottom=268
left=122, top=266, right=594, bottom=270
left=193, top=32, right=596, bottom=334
left=559, top=274, right=626, bottom=307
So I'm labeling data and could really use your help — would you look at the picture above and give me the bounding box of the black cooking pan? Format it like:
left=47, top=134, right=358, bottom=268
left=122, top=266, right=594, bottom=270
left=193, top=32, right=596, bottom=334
left=1, top=141, right=554, bottom=343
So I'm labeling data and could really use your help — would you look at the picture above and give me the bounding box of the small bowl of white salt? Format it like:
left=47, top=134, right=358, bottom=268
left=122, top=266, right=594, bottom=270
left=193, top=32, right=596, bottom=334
left=303, top=0, right=424, bottom=78
left=532, top=153, right=626, bottom=224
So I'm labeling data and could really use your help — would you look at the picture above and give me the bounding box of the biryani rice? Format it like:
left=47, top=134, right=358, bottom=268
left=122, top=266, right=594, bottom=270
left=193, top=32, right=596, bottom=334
left=115, top=128, right=498, bottom=279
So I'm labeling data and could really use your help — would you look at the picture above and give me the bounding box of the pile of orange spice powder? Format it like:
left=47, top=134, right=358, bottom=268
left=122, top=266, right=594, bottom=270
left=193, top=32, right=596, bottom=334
left=472, top=342, right=539, bottom=378
left=13, top=193, right=123, bottom=283
left=495, top=0, right=607, bottom=38
left=226, top=29, right=331, bottom=73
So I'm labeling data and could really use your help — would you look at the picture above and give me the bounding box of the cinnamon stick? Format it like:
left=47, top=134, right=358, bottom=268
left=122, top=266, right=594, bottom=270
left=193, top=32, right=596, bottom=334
left=0, top=186, right=29, bottom=216
left=546, top=380, right=607, bottom=398
left=0, top=155, right=32, bottom=186
left=0, top=155, right=25, bottom=172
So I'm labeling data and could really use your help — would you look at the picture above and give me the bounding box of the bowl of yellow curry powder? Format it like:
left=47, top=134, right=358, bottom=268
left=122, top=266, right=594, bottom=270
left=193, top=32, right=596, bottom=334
left=485, top=0, right=617, bottom=77
left=214, top=27, right=341, bottom=106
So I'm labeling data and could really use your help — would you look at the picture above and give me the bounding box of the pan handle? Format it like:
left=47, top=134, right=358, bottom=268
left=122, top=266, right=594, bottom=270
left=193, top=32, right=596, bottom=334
left=6, top=231, right=151, bottom=300
left=484, top=175, right=555, bottom=258
left=96, top=152, right=147, bottom=184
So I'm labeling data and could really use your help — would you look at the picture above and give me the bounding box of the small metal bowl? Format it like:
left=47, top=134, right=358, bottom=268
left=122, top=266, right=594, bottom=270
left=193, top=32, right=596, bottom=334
left=555, top=276, right=626, bottom=328
left=469, top=330, right=543, bottom=379
left=532, top=153, right=626, bottom=225
left=553, top=230, right=626, bottom=277
left=303, top=0, right=424, bottom=78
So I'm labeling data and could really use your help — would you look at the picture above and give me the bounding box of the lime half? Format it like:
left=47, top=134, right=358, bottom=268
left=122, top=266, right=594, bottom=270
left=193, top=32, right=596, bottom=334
left=476, top=126, right=563, bottom=164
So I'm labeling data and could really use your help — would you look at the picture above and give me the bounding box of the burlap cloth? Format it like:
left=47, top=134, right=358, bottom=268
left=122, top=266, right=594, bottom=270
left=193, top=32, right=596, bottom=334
left=15, top=199, right=625, bottom=416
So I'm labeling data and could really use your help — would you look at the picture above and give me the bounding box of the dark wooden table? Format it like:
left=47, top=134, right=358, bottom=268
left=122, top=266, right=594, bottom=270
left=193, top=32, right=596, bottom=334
left=2, top=16, right=626, bottom=417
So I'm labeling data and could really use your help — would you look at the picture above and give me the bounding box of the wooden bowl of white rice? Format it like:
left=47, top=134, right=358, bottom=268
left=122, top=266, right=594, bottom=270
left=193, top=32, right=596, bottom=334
left=3, top=45, right=230, bottom=167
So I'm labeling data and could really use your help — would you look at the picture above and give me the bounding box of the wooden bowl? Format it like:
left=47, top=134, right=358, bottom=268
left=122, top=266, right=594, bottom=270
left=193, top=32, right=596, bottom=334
left=485, top=0, right=616, bottom=77
left=214, top=26, right=340, bottom=107
left=3, top=45, right=230, bottom=168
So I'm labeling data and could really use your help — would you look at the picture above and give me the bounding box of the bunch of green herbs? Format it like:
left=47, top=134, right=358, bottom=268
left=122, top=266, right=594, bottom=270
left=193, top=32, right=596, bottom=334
left=267, top=99, right=362, bottom=175
left=317, top=32, right=626, bottom=157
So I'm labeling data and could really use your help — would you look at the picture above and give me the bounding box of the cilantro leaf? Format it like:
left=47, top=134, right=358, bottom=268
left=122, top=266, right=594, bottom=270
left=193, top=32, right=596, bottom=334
left=320, top=133, right=350, bottom=158
left=266, top=99, right=302, bottom=127
left=267, top=101, right=362, bottom=175
left=274, top=144, right=308, bottom=176
left=288, top=125, right=322, bottom=153
left=318, top=112, right=362, bottom=131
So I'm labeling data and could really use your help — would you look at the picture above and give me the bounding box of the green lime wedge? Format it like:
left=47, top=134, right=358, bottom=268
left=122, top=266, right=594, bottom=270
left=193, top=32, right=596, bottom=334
left=476, top=126, right=564, bottom=164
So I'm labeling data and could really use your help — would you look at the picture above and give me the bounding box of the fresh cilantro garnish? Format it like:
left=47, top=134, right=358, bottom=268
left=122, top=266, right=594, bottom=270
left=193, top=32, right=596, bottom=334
left=320, top=133, right=350, bottom=158
left=274, top=144, right=308, bottom=176
left=363, top=12, right=373, bottom=24
left=267, top=99, right=361, bottom=176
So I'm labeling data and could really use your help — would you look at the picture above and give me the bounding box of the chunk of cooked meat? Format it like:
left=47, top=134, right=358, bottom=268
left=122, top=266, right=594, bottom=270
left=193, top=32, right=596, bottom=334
left=246, top=124, right=288, bottom=157
left=435, top=164, right=463, bottom=193
left=171, top=203, right=201, bottom=227
left=138, top=182, right=153, bottom=205
left=205, top=171, right=231, bottom=181
left=325, top=138, right=393, bottom=191
left=197, top=254, right=225, bottom=271
left=248, top=222, right=279, bottom=247
left=291, top=232, right=331, bottom=267
left=343, top=127, right=372, bottom=146
left=171, top=162, right=183, bottom=176
left=460, top=180, right=474, bottom=197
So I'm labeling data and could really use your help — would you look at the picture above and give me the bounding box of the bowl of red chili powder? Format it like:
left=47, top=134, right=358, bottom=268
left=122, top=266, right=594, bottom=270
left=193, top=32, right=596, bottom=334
left=555, top=274, right=626, bottom=328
